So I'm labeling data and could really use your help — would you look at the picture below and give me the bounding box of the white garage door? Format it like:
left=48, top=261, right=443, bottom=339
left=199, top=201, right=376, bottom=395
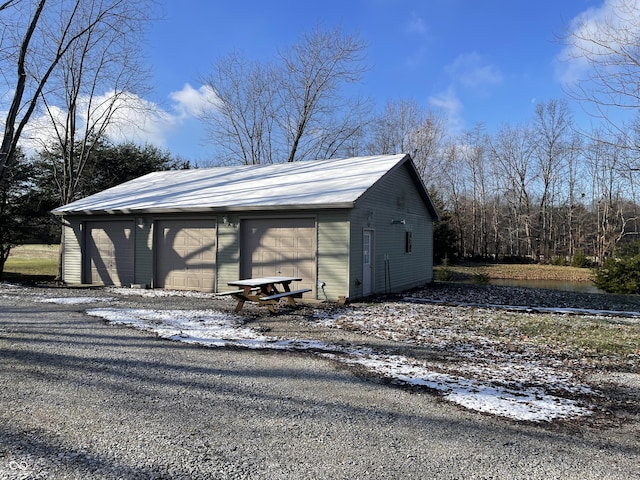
left=85, top=221, right=135, bottom=286
left=241, top=218, right=316, bottom=296
left=155, top=219, right=217, bottom=292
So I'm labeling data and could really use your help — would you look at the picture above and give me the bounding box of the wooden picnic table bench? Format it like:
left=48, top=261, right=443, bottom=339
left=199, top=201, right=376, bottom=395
left=259, top=289, right=312, bottom=301
left=222, top=276, right=311, bottom=313
left=216, top=287, right=259, bottom=296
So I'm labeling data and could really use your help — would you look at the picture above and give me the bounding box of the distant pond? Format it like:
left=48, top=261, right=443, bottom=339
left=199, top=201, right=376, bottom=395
left=488, top=278, right=603, bottom=294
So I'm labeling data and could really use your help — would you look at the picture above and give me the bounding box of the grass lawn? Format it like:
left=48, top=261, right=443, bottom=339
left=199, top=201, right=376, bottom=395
left=3, top=244, right=58, bottom=282
left=434, top=262, right=594, bottom=282
left=482, top=311, right=640, bottom=360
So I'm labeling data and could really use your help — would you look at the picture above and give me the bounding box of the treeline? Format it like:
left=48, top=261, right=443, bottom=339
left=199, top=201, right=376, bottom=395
left=2, top=139, right=187, bottom=247
left=422, top=100, right=640, bottom=266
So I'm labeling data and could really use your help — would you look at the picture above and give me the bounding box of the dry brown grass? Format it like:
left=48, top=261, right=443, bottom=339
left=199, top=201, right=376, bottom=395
left=3, top=244, right=58, bottom=280
left=436, top=263, right=593, bottom=282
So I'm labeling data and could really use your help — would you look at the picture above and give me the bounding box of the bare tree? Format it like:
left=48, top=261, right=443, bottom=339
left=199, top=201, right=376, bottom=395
left=0, top=0, right=48, bottom=186
left=586, top=130, right=636, bottom=262
left=201, top=26, right=370, bottom=165
left=459, top=125, right=492, bottom=258
left=563, top=131, right=586, bottom=260
left=368, top=99, right=423, bottom=155
left=277, top=26, right=369, bottom=162
left=39, top=0, right=151, bottom=206
left=562, top=0, right=640, bottom=143
left=368, top=98, right=446, bottom=187
left=439, top=141, right=467, bottom=257
left=0, top=0, right=98, bottom=276
left=200, top=52, right=278, bottom=165
left=531, top=99, right=573, bottom=260
left=412, top=110, right=447, bottom=187
left=1, top=0, right=139, bottom=186
left=489, top=123, right=536, bottom=258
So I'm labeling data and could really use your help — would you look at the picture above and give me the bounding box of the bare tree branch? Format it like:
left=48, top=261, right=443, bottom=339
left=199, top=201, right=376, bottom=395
left=561, top=0, right=640, bottom=145
left=200, top=25, right=369, bottom=165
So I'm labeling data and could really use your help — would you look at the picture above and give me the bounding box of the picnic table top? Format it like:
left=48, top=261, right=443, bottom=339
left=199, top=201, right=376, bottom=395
left=227, top=276, right=302, bottom=288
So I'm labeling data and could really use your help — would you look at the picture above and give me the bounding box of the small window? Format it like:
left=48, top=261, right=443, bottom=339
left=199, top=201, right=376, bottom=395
left=405, top=231, right=413, bottom=254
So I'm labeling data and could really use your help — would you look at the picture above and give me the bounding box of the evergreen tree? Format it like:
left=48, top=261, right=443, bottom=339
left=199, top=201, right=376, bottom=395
left=593, top=241, right=640, bottom=294
left=35, top=139, right=189, bottom=205
left=0, top=149, right=57, bottom=278
left=430, top=189, right=457, bottom=263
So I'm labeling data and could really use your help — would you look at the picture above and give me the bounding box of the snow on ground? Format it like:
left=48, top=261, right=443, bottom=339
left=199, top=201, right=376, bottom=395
left=39, top=297, right=114, bottom=305
left=313, top=302, right=597, bottom=421
left=107, top=287, right=215, bottom=298
left=406, top=296, right=640, bottom=322
left=86, top=303, right=595, bottom=423
left=86, top=308, right=332, bottom=351
left=334, top=353, right=590, bottom=422
left=1, top=281, right=603, bottom=422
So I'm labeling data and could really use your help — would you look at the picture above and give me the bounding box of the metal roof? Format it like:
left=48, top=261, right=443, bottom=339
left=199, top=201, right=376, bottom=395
left=52, top=154, right=437, bottom=218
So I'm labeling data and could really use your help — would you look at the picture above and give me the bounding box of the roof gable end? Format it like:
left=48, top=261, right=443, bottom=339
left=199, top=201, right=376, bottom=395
left=354, top=154, right=439, bottom=221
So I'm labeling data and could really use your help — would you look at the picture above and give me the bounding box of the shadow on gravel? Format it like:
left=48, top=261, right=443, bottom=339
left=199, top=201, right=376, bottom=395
left=0, top=424, right=182, bottom=478
left=2, top=322, right=639, bottom=463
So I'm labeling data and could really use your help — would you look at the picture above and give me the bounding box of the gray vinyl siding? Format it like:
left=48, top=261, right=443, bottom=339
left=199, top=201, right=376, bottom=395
left=348, top=206, right=368, bottom=299
left=135, top=216, right=153, bottom=288
left=350, top=162, right=434, bottom=298
left=316, top=210, right=350, bottom=301
left=61, top=220, right=82, bottom=284
left=216, top=216, right=240, bottom=293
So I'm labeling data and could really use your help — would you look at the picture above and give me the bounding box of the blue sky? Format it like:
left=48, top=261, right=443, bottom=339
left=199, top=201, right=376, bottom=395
left=62, top=1, right=620, bottom=162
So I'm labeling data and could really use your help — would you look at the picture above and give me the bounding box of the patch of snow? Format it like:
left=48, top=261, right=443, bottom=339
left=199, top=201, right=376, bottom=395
left=404, top=296, right=640, bottom=322
left=87, top=306, right=595, bottom=423
left=39, top=297, right=114, bottom=305
left=335, top=353, right=591, bottom=422
left=0, top=283, right=35, bottom=299
left=106, top=287, right=214, bottom=298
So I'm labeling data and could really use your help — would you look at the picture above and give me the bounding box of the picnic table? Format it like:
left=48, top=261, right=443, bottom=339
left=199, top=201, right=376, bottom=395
left=218, top=276, right=312, bottom=313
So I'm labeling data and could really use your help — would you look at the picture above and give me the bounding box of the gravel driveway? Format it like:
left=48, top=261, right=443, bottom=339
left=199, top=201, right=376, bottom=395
left=1, top=283, right=639, bottom=479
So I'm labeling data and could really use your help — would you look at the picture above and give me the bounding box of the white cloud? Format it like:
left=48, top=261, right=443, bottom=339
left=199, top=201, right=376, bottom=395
left=99, top=91, right=178, bottom=147
left=169, top=83, right=219, bottom=118
left=445, top=52, right=503, bottom=89
left=19, top=107, right=65, bottom=154
left=428, top=86, right=464, bottom=134
left=425, top=53, right=501, bottom=136
left=6, top=91, right=177, bottom=154
left=401, top=13, right=429, bottom=67
left=6, top=83, right=219, bottom=156
left=557, top=0, right=640, bottom=85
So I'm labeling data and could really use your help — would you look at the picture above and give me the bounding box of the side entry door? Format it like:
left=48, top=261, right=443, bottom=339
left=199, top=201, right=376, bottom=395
left=362, top=229, right=374, bottom=295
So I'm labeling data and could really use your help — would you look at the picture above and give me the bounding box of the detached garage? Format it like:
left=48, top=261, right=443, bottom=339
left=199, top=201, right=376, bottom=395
left=52, top=154, right=439, bottom=301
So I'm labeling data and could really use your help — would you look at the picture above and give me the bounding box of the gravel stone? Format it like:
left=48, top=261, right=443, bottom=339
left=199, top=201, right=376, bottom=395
left=0, top=282, right=638, bottom=479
